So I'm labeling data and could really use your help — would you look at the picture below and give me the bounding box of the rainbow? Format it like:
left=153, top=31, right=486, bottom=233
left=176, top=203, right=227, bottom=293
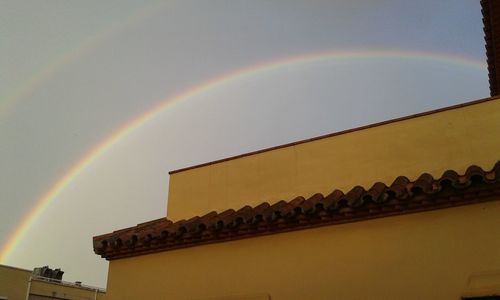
left=0, top=49, right=487, bottom=263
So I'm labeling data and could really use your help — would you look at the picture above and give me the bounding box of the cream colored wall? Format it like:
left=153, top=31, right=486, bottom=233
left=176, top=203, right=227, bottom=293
left=0, top=265, right=106, bottom=300
left=106, top=200, right=500, bottom=300
left=0, top=265, right=30, bottom=300
left=167, top=99, right=500, bottom=221
left=30, top=280, right=105, bottom=300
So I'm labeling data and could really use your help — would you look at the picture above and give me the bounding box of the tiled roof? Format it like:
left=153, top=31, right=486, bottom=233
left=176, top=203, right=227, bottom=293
left=94, top=162, right=500, bottom=260
left=482, top=0, right=500, bottom=96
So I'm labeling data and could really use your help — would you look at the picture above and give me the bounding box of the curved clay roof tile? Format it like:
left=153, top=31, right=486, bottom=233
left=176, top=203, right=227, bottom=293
left=363, top=182, right=388, bottom=203
left=387, top=176, right=410, bottom=198
left=411, top=173, right=435, bottom=195
left=288, top=196, right=306, bottom=216
left=344, top=186, right=365, bottom=207
left=323, top=190, right=344, bottom=210
left=303, top=193, right=324, bottom=214
left=94, top=161, right=500, bottom=260
left=465, top=165, right=487, bottom=185
left=438, top=170, right=460, bottom=189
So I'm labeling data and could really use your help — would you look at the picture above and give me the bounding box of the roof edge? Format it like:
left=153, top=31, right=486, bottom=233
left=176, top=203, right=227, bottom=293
left=0, top=263, right=31, bottom=273
left=96, top=161, right=500, bottom=260
left=170, top=96, right=498, bottom=175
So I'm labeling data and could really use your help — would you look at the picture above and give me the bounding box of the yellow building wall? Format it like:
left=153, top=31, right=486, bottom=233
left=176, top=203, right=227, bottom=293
left=167, top=98, right=500, bottom=221
left=30, top=280, right=106, bottom=300
left=106, top=200, right=500, bottom=300
left=0, top=265, right=30, bottom=300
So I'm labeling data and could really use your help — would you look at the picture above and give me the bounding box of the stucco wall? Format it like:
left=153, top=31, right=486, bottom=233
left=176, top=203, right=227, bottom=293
left=0, top=265, right=30, bottom=300
left=106, top=200, right=500, bottom=300
left=0, top=265, right=106, bottom=300
left=103, top=98, right=500, bottom=299
left=167, top=98, right=500, bottom=221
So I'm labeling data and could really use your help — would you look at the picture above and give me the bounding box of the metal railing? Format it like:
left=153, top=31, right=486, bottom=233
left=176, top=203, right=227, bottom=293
left=31, top=275, right=106, bottom=293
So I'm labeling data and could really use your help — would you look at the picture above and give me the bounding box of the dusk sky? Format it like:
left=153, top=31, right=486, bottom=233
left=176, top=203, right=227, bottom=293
left=0, top=0, right=489, bottom=287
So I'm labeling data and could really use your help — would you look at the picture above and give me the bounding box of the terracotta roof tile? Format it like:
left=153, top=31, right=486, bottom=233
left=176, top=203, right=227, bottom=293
left=482, top=0, right=500, bottom=96
left=411, top=173, right=435, bottom=195
left=362, top=182, right=382, bottom=202
left=387, top=176, right=410, bottom=199
left=94, top=162, right=500, bottom=260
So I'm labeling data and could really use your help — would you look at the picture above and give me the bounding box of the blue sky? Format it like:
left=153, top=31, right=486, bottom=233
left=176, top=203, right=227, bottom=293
left=0, top=0, right=488, bottom=287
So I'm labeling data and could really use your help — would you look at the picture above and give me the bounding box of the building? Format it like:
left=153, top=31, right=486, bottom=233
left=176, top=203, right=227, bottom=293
left=0, top=265, right=106, bottom=300
left=93, top=1, right=500, bottom=299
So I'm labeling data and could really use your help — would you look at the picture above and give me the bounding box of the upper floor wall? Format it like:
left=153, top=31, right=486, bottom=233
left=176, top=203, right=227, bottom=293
left=167, top=97, right=500, bottom=221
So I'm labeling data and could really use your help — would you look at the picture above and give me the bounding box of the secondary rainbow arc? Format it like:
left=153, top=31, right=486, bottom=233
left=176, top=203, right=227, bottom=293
left=0, top=49, right=487, bottom=263
left=0, top=1, right=165, bottom=117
